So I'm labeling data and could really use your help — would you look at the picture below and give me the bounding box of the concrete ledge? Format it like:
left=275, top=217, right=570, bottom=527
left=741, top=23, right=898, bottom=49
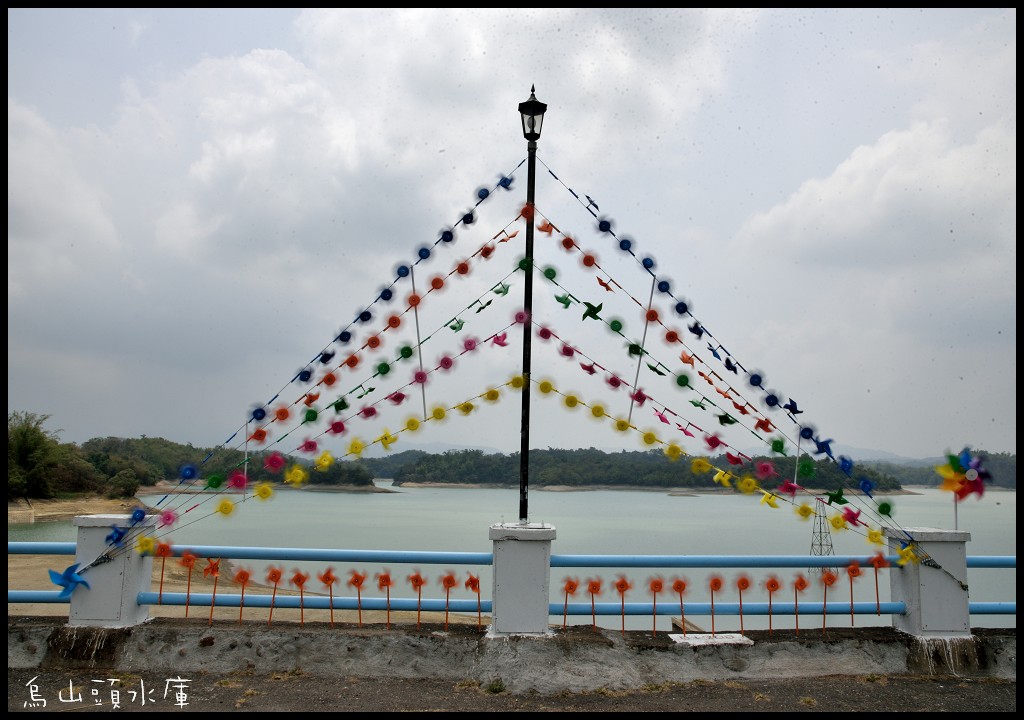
left=8, top=617, right=1015, bottom=694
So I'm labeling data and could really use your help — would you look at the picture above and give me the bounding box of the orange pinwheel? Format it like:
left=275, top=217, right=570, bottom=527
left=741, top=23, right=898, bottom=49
left=377, top=571, right=395, bottom=629
left=292, top=570, right=310, bottom=625
left=348, top=570, right=367, bottom=627
left=869, top=552, right=889, bottom=615
left=234, top=568, right=251, bottom=624
left=179, top=552, right=197, bottom=618
left=764, top=576, right=782, bottom=636
left=409, top=571, right=427, bottom=628
left=708, top=575, right=724, bottom=637
left=821, top=570, right=838, bottom=634
left=735, top=574, right=752, bottom=635
left=203, top=559, right=220, bottom=626
left=266, top=566, right=284, bottom=626
left=793, top=573, right=809, bottom=636
left=466, top=573, right=482, bottom=630
left=318, top=568, right=338, bottom=627
left=613, top=575, right=632, bottom=636
left=155, top=542, right=173, bottom=604
left=586, top=578, right=603, bottom=630
left=846, top=562, right=862, bottom=627
left=562, top=577, right=580, bottom=629
left=671, top=577, right=688, bottom=636
left=440, top=572, right=458, bottom=630
left=648, top=576, right=664, bottom=637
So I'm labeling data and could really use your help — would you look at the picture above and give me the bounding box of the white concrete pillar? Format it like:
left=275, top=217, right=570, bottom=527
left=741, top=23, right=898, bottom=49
left=69, top=514, right=155, bottom=627
left=884, top=526, right=972, bottom=637
left=488, top=522, right=556, bottom=636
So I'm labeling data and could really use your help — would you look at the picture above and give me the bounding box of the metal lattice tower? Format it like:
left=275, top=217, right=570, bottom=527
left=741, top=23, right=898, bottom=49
left=809, top=497, right=837, bottom=576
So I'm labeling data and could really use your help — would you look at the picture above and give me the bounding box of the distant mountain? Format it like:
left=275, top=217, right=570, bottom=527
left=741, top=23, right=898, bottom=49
left=359, top=440, right=503, bottom=459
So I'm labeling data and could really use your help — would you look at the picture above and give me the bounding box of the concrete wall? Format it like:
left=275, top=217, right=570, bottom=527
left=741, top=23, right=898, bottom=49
left=9, top=617, right=1015, bottom=694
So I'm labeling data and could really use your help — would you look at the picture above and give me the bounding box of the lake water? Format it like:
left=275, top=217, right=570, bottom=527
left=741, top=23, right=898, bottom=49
left=9, top=484, right=1015, bottom=631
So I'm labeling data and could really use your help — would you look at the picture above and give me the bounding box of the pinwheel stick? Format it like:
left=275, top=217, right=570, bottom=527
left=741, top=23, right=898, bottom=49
left=874, top=567, right=881, bottom=615
left=710, top=587, right=716, bottom=637
left=158, top=556, right=167, bottom=604
left=767, top=590, right=774, bottom=636
left=619, top=590, right=626, bottom=636
left=738, top=587, right=745, bottom=635
left=849, top=576, right=856, bottom=627
left=822, top=581, right=829, bottom=635
left=651, top=592, right=657, bottom=637
left=474, top=586, right=482, bottom=631
left=268, top=580, right=279, bottom=626
left=356, top=585, right=362, bottom=628
left=299, top=585, right=305, bottom=626
left=444, top=586, right=451, bottom=631
left=677, top=590, right=687, bottom=637
left=416, top=586, right=422, bottom=629
left=562, top=590, right=570, bottom=629
left=328, top=584, right=335, bottom=628
left=185, top=565, right=192, bottom=618
left=385, top=585, right=392, bottom=630
left=590, top=592, right=597, bottom=630
left=794, top=587, right=801, bottom=636
left=208, top=574, right=218, bottom=627
left=239, top=583, right=246, bottom=624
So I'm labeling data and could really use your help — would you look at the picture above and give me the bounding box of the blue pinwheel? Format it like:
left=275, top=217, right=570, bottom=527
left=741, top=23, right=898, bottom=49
left=105, top=525, right=128, bottom=547
left=48, top=563, right=91, bottom=600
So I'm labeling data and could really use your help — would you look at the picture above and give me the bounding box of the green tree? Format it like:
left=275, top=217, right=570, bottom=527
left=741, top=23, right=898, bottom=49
left=8, top=411, right=62, bottom=500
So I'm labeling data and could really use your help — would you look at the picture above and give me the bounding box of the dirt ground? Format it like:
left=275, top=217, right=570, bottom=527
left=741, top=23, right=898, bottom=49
left=8, top=666, right=1016, bottom=712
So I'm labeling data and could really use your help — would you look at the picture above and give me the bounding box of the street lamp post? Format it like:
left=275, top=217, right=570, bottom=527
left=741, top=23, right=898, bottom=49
left=517, top=86, right=547, bottom=523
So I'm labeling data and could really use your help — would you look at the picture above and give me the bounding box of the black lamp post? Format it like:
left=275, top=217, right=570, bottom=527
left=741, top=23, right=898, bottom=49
left=517, top=86, right=547, bottom=523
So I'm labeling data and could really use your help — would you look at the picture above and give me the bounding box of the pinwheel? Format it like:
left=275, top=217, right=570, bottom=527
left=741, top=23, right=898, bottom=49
left=349, top=570, right=367, bottom=627
left=866, top=528, right=884, bottom=546
left=234, top=568, right=251, bottom=624
left=713, top=470, right=733, bottom=489
left=204, top=558, right=220, bottom=626
left=795, top=503, right=815, bottom=520
left=737, top=475, right=760, bottom=494
left=48, top=563, right=90, bottom=601
left=561, top=577, right=579, bottom=629
left=613, top=575, right=632, bottom=635
left=292, top=570, right=310, bottom=625
left=793, top=574, right=809, bottom=636
left=735, top=575, right=752, bottom=634
left=156, top=542, right=173, bottom=604
left=216, top=499, right=234, bottom=517
left=776, top=480, right=802, bottom=498
left=897, top=542, right=920, bottom=567
left=315, top=451, right=334, bottom=472
left=708, top=575, right=724, bottom=636
left=869, top=552, right=890, bottom=615
left=409, top=571, right=427, bottom=628
left=263, top=451, right=286, bottom=473
left=759, top=490, right=780, bottom=508
left=586, top=578, right=603, bottom=630
left=377, top=571, right=395, bottom=629
left=846, top=562, right=862, bottom=627
left=253, top=482, right=274, bottom=501
left=440, top=572, right=458, bottom=630
left=648, top=576, right=664, bottom=637
left=180, top=552, right=197, bottom=618
left=136, top=535, right=156, bottom=556
left=318, top=568, right=338, bottom=627
left=266, top=566, right=284, bottom=626
left=128, top=506, right=147, bottom=526
left=671, top=578, right=688, bottom=637
left=466, top=573, right=482, bottom=630
left=821, top=570, right=839, bottom=634
left=106, top=525, right=128, bottom=548
left=842, top=507, right=866, bottom=528
left=158, top=509, right=178, bottom=529
left=764, top=576, right=782, bottom=636
left=227, top=470, right=247, bottom=490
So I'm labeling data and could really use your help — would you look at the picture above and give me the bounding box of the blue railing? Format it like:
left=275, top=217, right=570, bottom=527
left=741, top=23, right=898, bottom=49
left=8, top=541, right=1017, bottom=618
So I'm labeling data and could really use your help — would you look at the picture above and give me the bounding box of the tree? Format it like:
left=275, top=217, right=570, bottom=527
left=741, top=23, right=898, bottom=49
left=8, top=411, right=62, bottom=500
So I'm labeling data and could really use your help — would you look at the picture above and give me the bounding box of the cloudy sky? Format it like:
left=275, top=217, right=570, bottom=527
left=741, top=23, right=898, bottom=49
left=8, top=8, right=1016, bottom=466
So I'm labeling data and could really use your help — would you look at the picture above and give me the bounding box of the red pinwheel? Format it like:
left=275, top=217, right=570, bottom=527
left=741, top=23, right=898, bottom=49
left=266, top=566, right=284, bottom=626
left=562, top=577, right=580, bottom=629
left=318, top=568, right=338, bottom=627
left=263, top=452, right=286, bottom=473
left=613, top=575, right=632, bottom=636
left=234, top=568, right=252, bottom=624
left=465, top=573, right=482, bottom=630
left=292, top=570, right=310, bottom=625
left=648, top=576, right=664, bottom=637
left=586, top=578, right=603, bottom=630
left=377, top=571, right=395, bottom=629
left=409, top=571, right=427, bottom=628
left=203, top=558, right=220, bottom=626
left=440, top=572, right=458, bottom=630
left=348, top=570, right=367, bottom=627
